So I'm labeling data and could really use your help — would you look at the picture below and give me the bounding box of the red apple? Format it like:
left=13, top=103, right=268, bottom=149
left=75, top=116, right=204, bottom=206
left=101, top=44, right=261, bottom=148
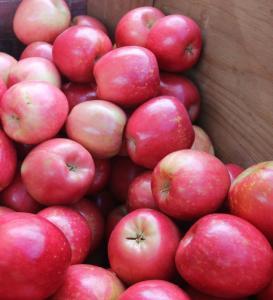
left=257, top=279, right=273, bottom=300
left=0, top=53, right=17, bottom=84
left=159, top=73, right=201, bottom=121
left=21, top=138, right=95, bottom=205
left=8, top=57, right=61, bottom=88
left=38, top=206, right=91, bottom=265
left=176, top=213, right=273, bottom=298
left=0, top=78, right=7, bottom=101
left=94, top=191, right=117, bottom=217
left=0, top=81, right=68, bottom=144
left=106, top=205, right=128, bottom=239
left=108, top=208, right=180, bottom=284
left=0, top=212, right=71, bottom=300
left=66, top=100, right=127, bottom=158
left=51, top=264, right=125, bottom=299
left=147, top=15, right=202, bottom=72
left=0, top=206, right=14, bottom=217
left=94, top=46, right=160, bottom=107
left=119, top=280, right=190, bottom=300
left=20, top=42, right=53, bottom=62
left=226, top=163, right=244, bottom=183
left=191, top=125, right=214, bottom=154
left=152, top=150, right=230, bottom=220
left=71, top=15, right=108, bottom=33
left=115, top=7, right=164, bottom=47
left=53, top=25, right=112, bottom=83
left=13, top=0, right=71, bottom=44
left=126, top=96, right=194, bottom=169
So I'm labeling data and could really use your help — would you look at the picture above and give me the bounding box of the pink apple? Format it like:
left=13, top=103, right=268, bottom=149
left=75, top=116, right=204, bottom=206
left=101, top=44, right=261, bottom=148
left=106, top=205, right=128, bottom=239
left=191, top=125, right=214, bottom=154
left=71, top=15, right=108, bottom=33
left=94, top=191, right=117, bottom=217
left=0, top=78, right=7, bottom=100
left=21, top=138, right=95, bottom=205
left=226, top=163, right=244, bottom=183
left=0, top=52, right=17, bottom=84
left=0, top=206, right=14, bottom=217
left=94, top=46, right=160, bottom=107
left=20, top=42, right=53, bottom=61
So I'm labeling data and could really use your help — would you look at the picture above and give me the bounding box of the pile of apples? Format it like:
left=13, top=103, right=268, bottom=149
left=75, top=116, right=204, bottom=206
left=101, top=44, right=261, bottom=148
left=0, top=0, right=272, bottom=299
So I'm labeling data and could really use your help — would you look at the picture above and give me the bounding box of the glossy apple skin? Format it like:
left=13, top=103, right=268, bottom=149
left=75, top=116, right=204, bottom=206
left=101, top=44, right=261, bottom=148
left=66, top=100, right=127, bottom=159
left=1, top=173, right=42, bottom=213
left=108, top=208, right=180, bottom=284
left=159, top=73, right=201, bottom=122
left=71, top=15, right=108, bottom=33
left=106, top=205, right=128, bottom=239
left=127, top=171, right=157, bottom=212
left=53, top=26, right=112, bottom=83
left=0, top=52, right=17, bottom=84
left=8, top=57, right=61, bottom=88
left=0, top=129, right=17, bottom=191
left=51, top=264, right=125, bottom=300
left=13, top=0, right=71, bottom=45
left=94, top=46, right=160, bottom=107
left=0, top=81, right=68, bottom=144
left=176, top=213, right=273, bottom=298
left=94, top=191, right=117, bottom=217
left=110, top=156, right=144, bottom=202
left=71, top=199, right=104, bottom=252
left=62, top=82, right=97, bottom=111
left=126, top=96, right=194, bottom=169
left=147, top=15, right=202, bottom=72
left=0, top=206, right=14, bottom=216
left=21, top=138, right=95, bottom=205
left=226, top=163, right=244, bottom=183
left=119, top=280, right=190, bottom=300
left=152, top=150, right=230, bottom=220
left=257, top=279, right=273, bottom=300
left=115, top=7, right=164, bottom=47
left=20, top=42, right=53, bottom=62
left=191, top=125, right=215, bottom=154
left=0, top=78, right=7, bottom=100
left=0, top=212, right=71, bottom=300
left=229, top=162, right=273, bottom=243
left=38, top=206, right=91, bottom=265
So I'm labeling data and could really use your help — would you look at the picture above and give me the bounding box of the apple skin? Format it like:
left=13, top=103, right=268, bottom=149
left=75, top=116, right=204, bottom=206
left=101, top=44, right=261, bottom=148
left=119, top=280, right=190, bottom=300
left=175, top=213, right=273, bottom=298
left=152, top=149, right=230, bottom=220
left=257, top=279, right=273, bottom=300
left=115, top=7, right=164, bottom=47
left=159, top=73, right=201, bottom=122
left=106, top=205, right=128, bottom=239
left=108, top=208, right=180, bottom=284
left=20, top=42, right=53, bottom=62
left=226, top=163, right=244, bottom=183
left=51, top=264, right=125, bottom=300
left=71, top=15, right=108, bottom=33
left=38, top=206, right=92, bottom=265
left=0, top=52, right=17, bottom=84
left=94, top=191, right=117, bottom=217
left=229, top=161, right=273, bottom=243
left=21, top=138, right=95, bottom=206
left=94, top=46, right=160, bottom=107
left=191, top=125, right=215, bottom=155
left=127, top=171, right=157, bottom=212
left=0, top=212, right=71, bottom=300
left=0, top=206, right=14, bottom=217
left=126, top=96, right=194, bottom=169
left=8, top=57, right=61, bottom=88
left=0, top=81, right=68, bottom=144
left=13, top=0, right=71, bottom=45
left=0, top=78, right=7, bottom=100
left=53, top=25, right=112, bottom=83
left=146, top=15, right=202, bottom=72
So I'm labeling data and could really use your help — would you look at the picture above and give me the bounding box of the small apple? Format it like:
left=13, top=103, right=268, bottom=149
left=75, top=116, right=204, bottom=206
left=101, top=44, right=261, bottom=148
left=0, top=52, right=17, bottom=84
left=191, top=125, right=214, bottom=155
left=71, top=15, right=108, bottom=33
left=20, top=42, right=53, bottom=62
left=106, top=205, right=128, bottom=239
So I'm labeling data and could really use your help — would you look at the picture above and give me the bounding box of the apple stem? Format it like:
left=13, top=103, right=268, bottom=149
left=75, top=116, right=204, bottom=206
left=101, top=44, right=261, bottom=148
left=126, top=232, right=145, bottom=244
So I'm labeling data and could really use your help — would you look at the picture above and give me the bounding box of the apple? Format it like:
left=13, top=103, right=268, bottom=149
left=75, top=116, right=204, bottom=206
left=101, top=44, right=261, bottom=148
left=94, top=46, right=160, bottom=107
left=191, top=125, right=214, bottom=154
left=126, top=96, right=194, bottom=169
left=38, top=206, right=92, bottom=265
left=176, top=213, right=273, bottom=298
left=8, top=57, right=61, bottom=88
left=20, top=42, right=53, bottom=61
left=0, top=52, right=17, bottom=84
left=13, top=0, right=71, bottom=45
left=51, top=264, right=125, bottom=299
left=257, top=279, right=273, bottom=300
left=0, top=206, right=14, bottom=217
left=66, top=100, right=127, bottom=159
left=0, top=212, right=71, bottom=300
left=0, top=81, right=68, bottom=144
left=71, top=15, right=108, bottom=33
left=229, top=161, right=273, bottom=242
left=146, top=15, right=202, bottom=72
left=53, top=25, right=112, bottom=83
left=119, top=280, right=190, bottom=300
left=0, top=78, right=7, bottom=100
left=152, top=150, right=230, bottom=220
left=108, top=208, right=180, bottom=284
left=226, top=163, right=244, bottom=183
left=21, top=138, right=95, bottom=206
left=115, top=7, right=164, bottom=47
left=127, top=171, right=157, bottom=212
left=94, top=191, right=117, bottom=217
left=159, top=73, right=201, bottom=122
left=106, top=205, right=128, bottom=239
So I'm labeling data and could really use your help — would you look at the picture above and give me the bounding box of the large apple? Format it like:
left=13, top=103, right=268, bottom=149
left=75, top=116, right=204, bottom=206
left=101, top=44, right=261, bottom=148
left=20, top=42, right=53, bottom=62
left=0, top=212, right=71, bottom=300
left=0, top=52, right=17, bottom=84
left=21, top=138, right=95, bottom=205
left=72, top=15, right=108, bottom=33
left=0, top=81, right=68, bottom=144
left=191, top=125, right=214, bottom=154
left=152, top=150, right=230, bottom=220
left=108, top=208, right=180, bottom=284
left=126, top=96, right=194, bottom=169
left=147, top=15, right=202, bottom=72
left=0, top=206, right=14, bottom=217
left=226, top=163, right=244, bottom=183
left=13, top=0, right=71, bottom=44
left=106, top=205, right=128, bottom=239
left=175, top=213, right=273, bottom=298
left=94, top=46, right=160, bottom=107
left=53, top=25, right=112, bottom=83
